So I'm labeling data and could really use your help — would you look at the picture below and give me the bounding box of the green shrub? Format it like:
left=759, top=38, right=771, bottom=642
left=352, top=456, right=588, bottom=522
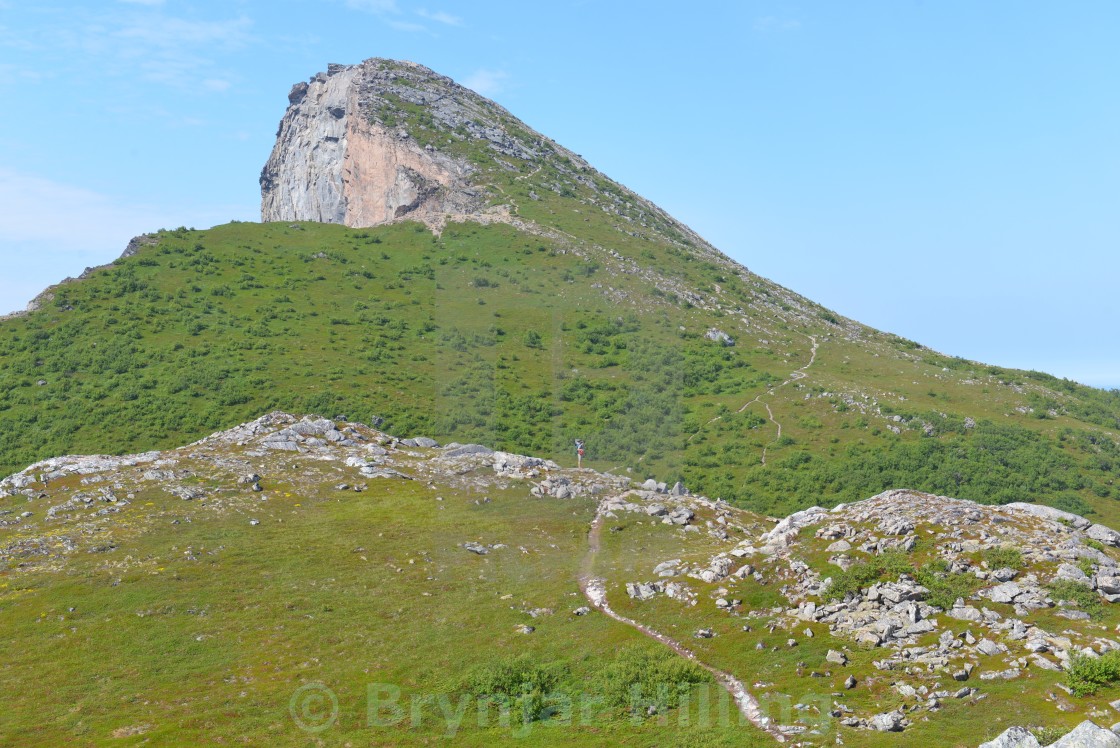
left=597, top=646, right=709, bottom=715
left=915, top=560, right=981, bottom=610
left=825, top=550, right=912, bottom=602
left=1066, top=650, right=1120, bottom=696
left=983, top=546, right=1023, bottom=570
left=1048, top=579, right=1102, bottom=618
left=460, top=653, right=569, bottom=722
left=1032, top=725, right=1072, bottom=745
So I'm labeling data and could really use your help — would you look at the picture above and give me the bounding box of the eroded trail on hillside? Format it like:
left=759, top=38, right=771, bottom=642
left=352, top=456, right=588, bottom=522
left=578, top=500, right=783, bottom=741
left=687, top=335, right=819, bottom=468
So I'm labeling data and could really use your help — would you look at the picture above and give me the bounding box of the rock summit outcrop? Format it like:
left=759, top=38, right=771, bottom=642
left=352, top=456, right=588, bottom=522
left=261, top=60, right=500, bottom=229
left=260, top=57, right=722, bottom=253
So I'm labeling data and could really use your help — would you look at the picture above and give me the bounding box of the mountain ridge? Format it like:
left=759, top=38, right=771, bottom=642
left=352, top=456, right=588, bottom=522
left=0, top=57, right=1117, bottom=521
left=261, top=58, right=727, bottom=258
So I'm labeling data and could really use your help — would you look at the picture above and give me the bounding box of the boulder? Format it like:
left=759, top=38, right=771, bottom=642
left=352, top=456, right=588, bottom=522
left=1049, top=720, right=1120, bottom=747
left=869, top=711, right=903, bottom=732
left=667, top=507, right=695, bottom=525
left=653, top=559, right=681, bottom=577
left=1088, top=524, right=1120, bottom=548
left=1005, top=502, right=1091, bottom=530
left=626, top=582, right=662, bottom=601
left=949, top=603, right=983, bottom=622
left=988, top=582, right=1023, bottom=603
left=443, top=444, right=494, bottom=458
left=1057, top=563, right=1094, bottom=587
left=704, top=328, right=734, bottom=346
left=976, top=638, right=1003, bottom=656
left=978, top=726, right=1040, bottom=748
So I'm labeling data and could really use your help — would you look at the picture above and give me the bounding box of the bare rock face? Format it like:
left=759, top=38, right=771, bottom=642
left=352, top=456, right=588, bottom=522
left=260, top=59, right=512, bottom=230
left=260, top=66, right=356, bottom=223
left=260, top=57, right=724, bottom=257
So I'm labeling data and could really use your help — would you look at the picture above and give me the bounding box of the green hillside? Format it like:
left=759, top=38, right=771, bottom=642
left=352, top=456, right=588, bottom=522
left=2, top=56, right=1118, bottom=520
left=1, top=217, right=1117, bottom=522
left=4, top=57, right=1120, bottom=747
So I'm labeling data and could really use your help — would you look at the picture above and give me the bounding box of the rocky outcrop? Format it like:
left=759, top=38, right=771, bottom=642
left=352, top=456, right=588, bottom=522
left=261, top=59, right=520, bottom=230
left=259, top=57, right=726, bottom=254
left=980, top=721, right=1120, bottom=747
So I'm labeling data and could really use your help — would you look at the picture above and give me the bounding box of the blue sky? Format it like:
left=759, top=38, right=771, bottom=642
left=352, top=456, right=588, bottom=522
left=0, top=1, right=1117, bottom=389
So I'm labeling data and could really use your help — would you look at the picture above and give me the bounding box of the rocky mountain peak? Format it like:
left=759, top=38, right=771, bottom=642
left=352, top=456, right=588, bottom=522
left=259, top=57, right=720, bottom=253
left=260, top=57, right=546, bottom=230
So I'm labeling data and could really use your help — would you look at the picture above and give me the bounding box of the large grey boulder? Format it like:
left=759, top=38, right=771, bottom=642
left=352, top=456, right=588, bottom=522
left=869, top=711, right=903, bottom=732
left=1097, top=575, right=1120, bottom=595
left=978, top=726, right=1040, bottom=748
left=704, top=328, right=735, bottom=346
left=976, top=638, right=1003, bottom=656
left=1004, top=502, right=1092, bottom=530
left=402, top=436, right=439, bottom=448
left=988, top=582, right=1023, bottom=603
left=443, top=444, right=494, bottom=458
left=625, top=582, right=662, bottom=601
left=1050, top=721, right=1120, bottom=747
left=1056, top=563, right=1094, bottom=586
left=1087, top=524, right=1120, bottom=548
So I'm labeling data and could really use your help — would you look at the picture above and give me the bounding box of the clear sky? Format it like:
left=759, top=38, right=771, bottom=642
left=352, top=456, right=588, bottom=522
left=1, top=1, right=1117, bottom=389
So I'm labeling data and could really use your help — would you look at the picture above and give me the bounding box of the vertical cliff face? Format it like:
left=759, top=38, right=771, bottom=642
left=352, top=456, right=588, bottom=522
left=261, top=59, right=495, bottom=229
left=260, top=64, right=356, bottom=224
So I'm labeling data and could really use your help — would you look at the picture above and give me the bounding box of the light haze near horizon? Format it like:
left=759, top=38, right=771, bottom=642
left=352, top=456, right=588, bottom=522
left=0, top=1, right=1116, bottom=389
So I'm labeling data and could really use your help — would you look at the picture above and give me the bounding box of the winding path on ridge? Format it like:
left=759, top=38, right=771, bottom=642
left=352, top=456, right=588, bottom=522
left=578, top=500, right=784, bottom=741
left=687, top=334, right=819, bottom=468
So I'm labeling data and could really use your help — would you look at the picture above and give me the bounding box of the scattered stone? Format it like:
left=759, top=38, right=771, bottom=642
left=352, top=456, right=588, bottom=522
left=704, top=328, right=734, bottom=346
left=869, top=711, right=903, bottom=732
left=976, top=639, right=1003, bottom=656
left=626, top=582, right=663, bottom=601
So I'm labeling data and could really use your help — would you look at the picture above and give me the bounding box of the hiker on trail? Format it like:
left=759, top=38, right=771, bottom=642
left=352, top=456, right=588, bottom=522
left=575, top=439, right=585, bottom=468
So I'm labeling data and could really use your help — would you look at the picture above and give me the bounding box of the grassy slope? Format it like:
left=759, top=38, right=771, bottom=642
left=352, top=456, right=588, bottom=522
left=0, top=433, right=773, bottom=747
left=2, top=57, right=1119, bottom=517
left=1, top=218, right=1117, bottom=524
